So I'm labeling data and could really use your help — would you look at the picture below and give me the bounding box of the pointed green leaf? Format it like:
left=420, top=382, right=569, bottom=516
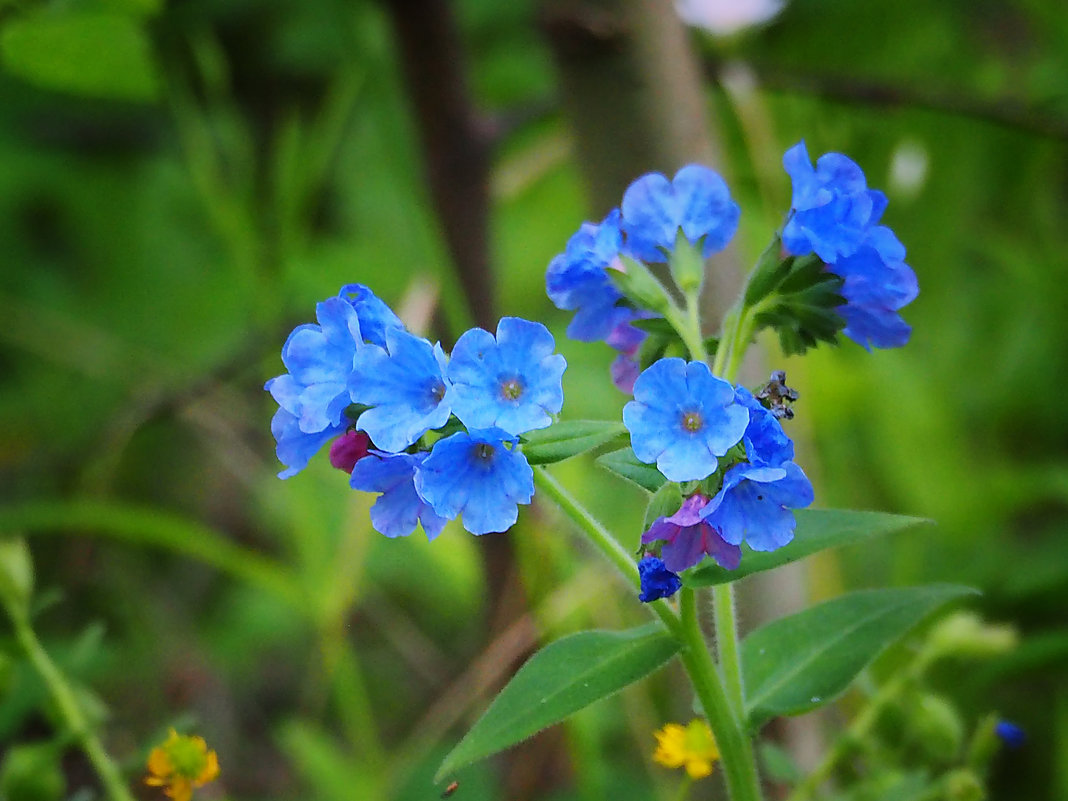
left=436, top=624, right=679, bottom=781
left=520, top=421, right=626, bottom=465
left=595, top=447, right=666, bottom=494
left=686, top=509, right=930, bottom=587
left=743, top=584, right=978, bottom=729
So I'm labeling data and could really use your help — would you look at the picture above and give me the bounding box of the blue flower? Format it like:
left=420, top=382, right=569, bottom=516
left=623, top=358, right=749, bottom=482
left=700, top=462, right=814, bottom=552
left=620, top=164, right=740, bottom=262
left=642, top=493, right=741, bottom=572
left=995, top=721, right=1026, bottom=749
left=414, top=428, right=535, bottom=535
left=269, top=408, right=347, bottom=479
left=338, top=283, right=404, bottom=347
left=265, top=296, right=362, bottom=436
left=446, top=317, right=566, bottom=436
left=781, top=141, right=886, bottom=264
left=348, top=327, right=451, bottom=453
left=734, top=387, right=794, bottom=466
left=832, top=226, right=919, bottom=350
left=350, top=451, right=449, bottom=540
left=638, top=555, right=683, bottom=602
left=546, top=210, right=633, bottom=343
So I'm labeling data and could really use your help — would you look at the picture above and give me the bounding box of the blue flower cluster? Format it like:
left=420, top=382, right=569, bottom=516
left=782, top=141, right=918, bottom=350
left=546, top=165, right=741, bottom=392
left=629, top=364, right=813, bottom=578
left=266, top=286, right=566, bottom=537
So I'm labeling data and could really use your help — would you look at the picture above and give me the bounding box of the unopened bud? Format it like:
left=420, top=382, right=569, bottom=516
left=928, top=612, right=1017, bottom=660
left=329, top=430, right=372, bottom=473
left=907, top=691, right=964, bottom=763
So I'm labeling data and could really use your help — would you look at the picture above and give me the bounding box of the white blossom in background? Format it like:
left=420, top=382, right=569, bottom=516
left=675, top=0, right=785, bottom=36
left=889, top=140, right=930, bottom=199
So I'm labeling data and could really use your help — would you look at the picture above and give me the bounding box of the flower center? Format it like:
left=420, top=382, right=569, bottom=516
left=430, top=380, right=446, bottom=403
left=680, top=410, right=704, bottom=433
left=499, top=376, right=524, bottom=402
left=474, top=442, right=496, bottom=462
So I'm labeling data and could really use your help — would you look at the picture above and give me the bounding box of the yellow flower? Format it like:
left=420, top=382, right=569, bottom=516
left=145, top=729, right=220, bottom=801
left=653, top=719, right=720, bottom=779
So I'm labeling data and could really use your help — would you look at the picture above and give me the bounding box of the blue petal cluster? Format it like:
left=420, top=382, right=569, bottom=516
left=267, top=287, right=565, bottom=540
left=699, top=387, right=813, bottom=554
left=338, top=283, right=403, bottom=347
left=782, top=141, right=884, bottom=264
left=639, top=380, right=813, bottom=569
left=702, top=462, right=813, bottom=552
left=545, top=165, right=740, bottom=389
left=349, top=327, right=451, bottom=452
left=834, top=227, right=919, bottom=350
left=447, top=317, right=566, bottom=434
left=637, top=555, right=683, bottom=603
left=621, top=164, right=740, bottom=262
left=265, top=297, right=364, bottom=478
left=545, top=210, right=631, bottom=343
left=350, top=452, right=448, bottom=540
left=782, top=141, right=918, bottom=349
left=415, top=429, right=535, bottom=536
left=623, top=358, right=749, bottom=482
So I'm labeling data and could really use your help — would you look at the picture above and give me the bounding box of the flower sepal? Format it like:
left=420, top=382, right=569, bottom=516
left=608, top=255, right=676, bottom=316
left=667, top=232, right=706, bottom=294
left=742, top=236, right=795, bottom=307
left=752, top=256, right=847, bottom=356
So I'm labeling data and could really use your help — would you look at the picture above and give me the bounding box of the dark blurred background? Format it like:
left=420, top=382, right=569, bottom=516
left=1, top=0, right=1066, bottom=798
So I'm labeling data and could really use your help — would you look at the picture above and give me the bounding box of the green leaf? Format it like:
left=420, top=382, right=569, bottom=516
left=436, top=624, right=680, bottom=781
left=595, top=447, right=666, bottom=494
left=1, top=10, right=159, bottom=102
left=743, top=584, right=978, bottom=729
left=520, top=421, right=626, bottom=465
left=0, top=501, right=299, bottom=606
left=686, top=509, right=930, bottom=587
left=642, top=482, right=683, bottom=534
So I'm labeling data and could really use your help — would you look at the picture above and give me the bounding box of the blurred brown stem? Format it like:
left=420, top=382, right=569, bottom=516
left=381, top=0, right=495, bottom=331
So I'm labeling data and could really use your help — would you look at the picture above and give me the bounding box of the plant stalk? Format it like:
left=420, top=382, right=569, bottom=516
left=679, top=588, right=762, bottom=801
left=7, top=609, right=135, bottom=801
left=532, top=466, right=680, bottom=637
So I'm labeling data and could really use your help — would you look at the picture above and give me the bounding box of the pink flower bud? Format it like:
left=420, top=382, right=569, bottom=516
left=329, top=430, right=372, bottom=473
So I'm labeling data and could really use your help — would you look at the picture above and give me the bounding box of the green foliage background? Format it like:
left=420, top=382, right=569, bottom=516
left=0, top=0, right=1066, bottom=798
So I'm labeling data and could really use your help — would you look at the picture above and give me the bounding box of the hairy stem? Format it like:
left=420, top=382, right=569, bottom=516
left=8, top=610, right=134, bottom=801
left=679, top=589, right=762, bottom=801
left=532, top=466, right=680, bottom=637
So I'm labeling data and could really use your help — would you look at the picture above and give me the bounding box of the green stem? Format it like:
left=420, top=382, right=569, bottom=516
left=679, top=589, right=762, bottom=801
left=664, top=301, right=708, bottom=365
left=711, top=584, right=745, bottom=716
left=532, top=466, right=680, bottom=637
left=673, top=774, right=694, bottom=801
left=8, top=610, right=135, bottom=801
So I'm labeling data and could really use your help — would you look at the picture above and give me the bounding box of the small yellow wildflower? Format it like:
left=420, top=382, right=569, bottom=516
left=145, top=729, right=220, bottom=801
left=653, top=719, right=720, bottom=779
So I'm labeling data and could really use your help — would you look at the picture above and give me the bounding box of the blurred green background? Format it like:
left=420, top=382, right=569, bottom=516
left=1, top=0, right=1066, bottom=798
